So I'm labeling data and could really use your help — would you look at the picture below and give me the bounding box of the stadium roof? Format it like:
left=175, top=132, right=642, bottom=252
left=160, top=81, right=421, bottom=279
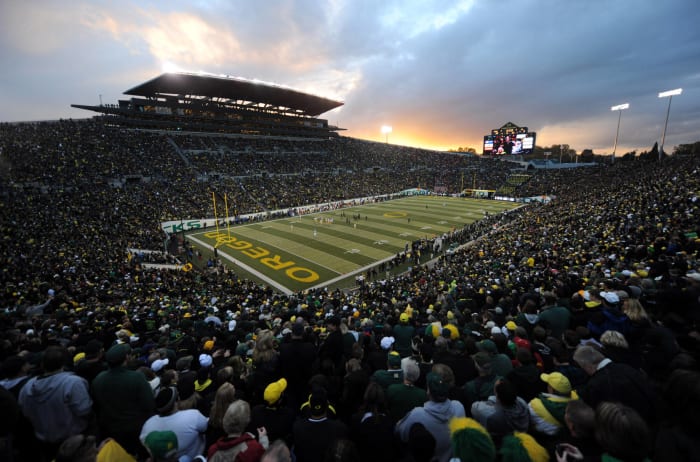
left=124, top=72, right=344, bottom=117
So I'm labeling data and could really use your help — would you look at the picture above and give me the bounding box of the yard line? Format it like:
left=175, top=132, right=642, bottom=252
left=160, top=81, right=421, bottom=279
left=224, top=228, right=345, bottom=275
left=187, top=235, right=293, bottom=295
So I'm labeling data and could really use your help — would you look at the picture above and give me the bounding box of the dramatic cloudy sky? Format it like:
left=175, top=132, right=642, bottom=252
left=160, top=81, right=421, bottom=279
left=2, top=0, right=699, bottom=153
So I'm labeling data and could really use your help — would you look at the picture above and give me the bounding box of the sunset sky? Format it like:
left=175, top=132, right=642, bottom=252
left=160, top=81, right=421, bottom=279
left=1, top=0, right=699, bottom=154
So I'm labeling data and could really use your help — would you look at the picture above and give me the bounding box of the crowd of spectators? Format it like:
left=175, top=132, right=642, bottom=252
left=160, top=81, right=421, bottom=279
left=0, top=117, right=699, bottom=462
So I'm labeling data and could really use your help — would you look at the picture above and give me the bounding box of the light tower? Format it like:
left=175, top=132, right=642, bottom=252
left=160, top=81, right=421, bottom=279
left=658, top=88, right=682, bottom=160
left=381, top=125, right=392, bottom=144
left=610, top=103, right=629, bottom=164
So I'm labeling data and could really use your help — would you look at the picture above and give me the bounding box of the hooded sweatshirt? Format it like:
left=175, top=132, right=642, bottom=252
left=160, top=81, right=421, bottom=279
left=18, top=371, right=92, bottom=443
left=395, top=399, right=466, bottom=462
left=472, top=395, right=531, bottom=442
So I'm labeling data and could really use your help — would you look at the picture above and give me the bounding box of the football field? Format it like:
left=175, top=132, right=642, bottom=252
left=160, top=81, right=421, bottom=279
left=186, top=196, right=519, bottom=294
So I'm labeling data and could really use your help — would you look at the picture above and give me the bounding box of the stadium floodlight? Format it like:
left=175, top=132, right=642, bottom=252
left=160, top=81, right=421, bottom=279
left=658, top=88, right=682, bottom=98
left=658, top=88, right=682, bottom=160
left=381, top=125, right=393, bottom=143
left=610, top=103, right=629, bottom=164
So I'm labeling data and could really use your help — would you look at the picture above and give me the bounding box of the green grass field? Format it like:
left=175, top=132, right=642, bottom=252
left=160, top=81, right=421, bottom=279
left=186, top=196, right=519, bottom=293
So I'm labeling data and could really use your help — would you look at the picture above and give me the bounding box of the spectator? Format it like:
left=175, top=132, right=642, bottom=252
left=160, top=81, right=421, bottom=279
left=528, top=372, right=576, bottom=436
left=499, top=432, right=549, bottom=462
left=205, top=382, right=237, bottom=449
left=593, top=402, right=651, bottom=462
left=19, top=345, right=92, bottom=461
left=386, top=356, right=427, bottom=423
left=462, top=352, right=500, bottom=411
left=349, top=382, right=396, bottom=462
left=140, top=387, right=208, bottom=461
left=471, top=378, right=530, bottom=445
left=92, top=344, right=155, bottom=458
left=278, top=321, right=317, bottom=412
left=292, top=387, right=349, bottom=462
left=247, top=378, right=295, bottom=447
left=573, top=345, right=654, bottom=421
left=654, top=368, right=700, bottom=462
left=395, top=368, right=466, bottom=462
left=370, top=350, right=403, bottom=390
left=448, top=416, right=496, bottom=462
left=207, top=400, right=267, bottom=462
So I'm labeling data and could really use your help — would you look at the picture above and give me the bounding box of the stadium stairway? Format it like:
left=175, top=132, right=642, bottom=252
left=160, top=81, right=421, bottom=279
left=166, top=136, right=194, bottom=169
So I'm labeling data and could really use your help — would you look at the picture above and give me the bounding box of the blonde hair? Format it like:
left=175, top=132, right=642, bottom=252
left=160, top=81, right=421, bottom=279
left=209, top=382, right=237, bottom=430
left=600, top=330, right=629, bottom=349
left=252, top=330, right=278, bottom=364
left=621, top=298, right=649, bottom=322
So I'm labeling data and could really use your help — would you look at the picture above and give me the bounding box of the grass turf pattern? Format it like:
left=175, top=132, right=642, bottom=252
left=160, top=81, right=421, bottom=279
left=188, top=196, right=518, bottom=292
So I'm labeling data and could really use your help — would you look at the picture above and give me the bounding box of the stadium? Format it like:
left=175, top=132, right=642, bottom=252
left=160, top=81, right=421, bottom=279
left=1, top=71, right=699, bottom=462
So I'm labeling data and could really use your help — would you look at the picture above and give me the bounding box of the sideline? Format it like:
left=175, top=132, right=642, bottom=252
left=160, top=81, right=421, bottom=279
left=187, top=235, right=293, bottom=295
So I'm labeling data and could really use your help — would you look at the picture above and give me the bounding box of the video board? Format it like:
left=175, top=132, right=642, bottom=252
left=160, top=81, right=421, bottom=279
left=483, top=122, right=536, bottom=155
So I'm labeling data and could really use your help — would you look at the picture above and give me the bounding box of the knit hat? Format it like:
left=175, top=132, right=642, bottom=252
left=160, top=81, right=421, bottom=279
left=144, top=430, right=178, bottom=460
left=444, top=323, right=459, bottom=340
left=400, top=312, right=409, bottom=322
left=155, top=387, right=178, bottom=414
left=449, top=417, right=496, bottom=462
left=203, top=340, right=215, bottom=351
left=506, top=321, right=517, bottom=331
left=425, top=323, right=442, bottom=338
left=499, top=432, right=549, bottom=462
left=264, top=378, right=287, bottom=405
left=387, top=351, right=401, bottom=368
left=540, top=372, right=571, bottom=395
left=73, top=352, right=86, bottom=365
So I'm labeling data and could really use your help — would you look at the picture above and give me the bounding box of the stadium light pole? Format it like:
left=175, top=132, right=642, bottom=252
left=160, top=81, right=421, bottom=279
left=381, top=125, right=392, bottom=144
left=658, top=88, right=682, bottom=160
left=610, top=103, right=629, bottom=165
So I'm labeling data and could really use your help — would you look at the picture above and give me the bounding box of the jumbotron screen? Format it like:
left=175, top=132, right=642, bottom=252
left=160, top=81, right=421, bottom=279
left=483, top=132, right=536, bottom=155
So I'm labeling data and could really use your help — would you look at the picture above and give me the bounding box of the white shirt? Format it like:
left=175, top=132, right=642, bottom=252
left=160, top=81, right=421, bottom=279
left=140, top=409, right=208, bottom=460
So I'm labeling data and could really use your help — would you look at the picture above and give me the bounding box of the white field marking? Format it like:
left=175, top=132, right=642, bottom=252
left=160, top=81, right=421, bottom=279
left=437, top=220, right=448, bottom=224
left=399, top=232, right=411, bottom=237
left=187, top=235, right=293, bottom=295
left=308, top=252, right=400, bottom=292
left=345, top=249, right=361, bottom=254
left=215, top=228, right=347, bottom=275
left=420, top=226, right=433, bottom=230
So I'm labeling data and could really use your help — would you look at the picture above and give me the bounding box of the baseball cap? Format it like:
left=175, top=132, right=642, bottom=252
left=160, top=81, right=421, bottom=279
left=477, top=339, right=497, bottom=354
left=144, top=431, right=178, bottom=460
left=264, top=378, right=287, bottom=405
left=427, top=372, right=450, bottom=400
left=540, top=372, right=571, bottom=395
